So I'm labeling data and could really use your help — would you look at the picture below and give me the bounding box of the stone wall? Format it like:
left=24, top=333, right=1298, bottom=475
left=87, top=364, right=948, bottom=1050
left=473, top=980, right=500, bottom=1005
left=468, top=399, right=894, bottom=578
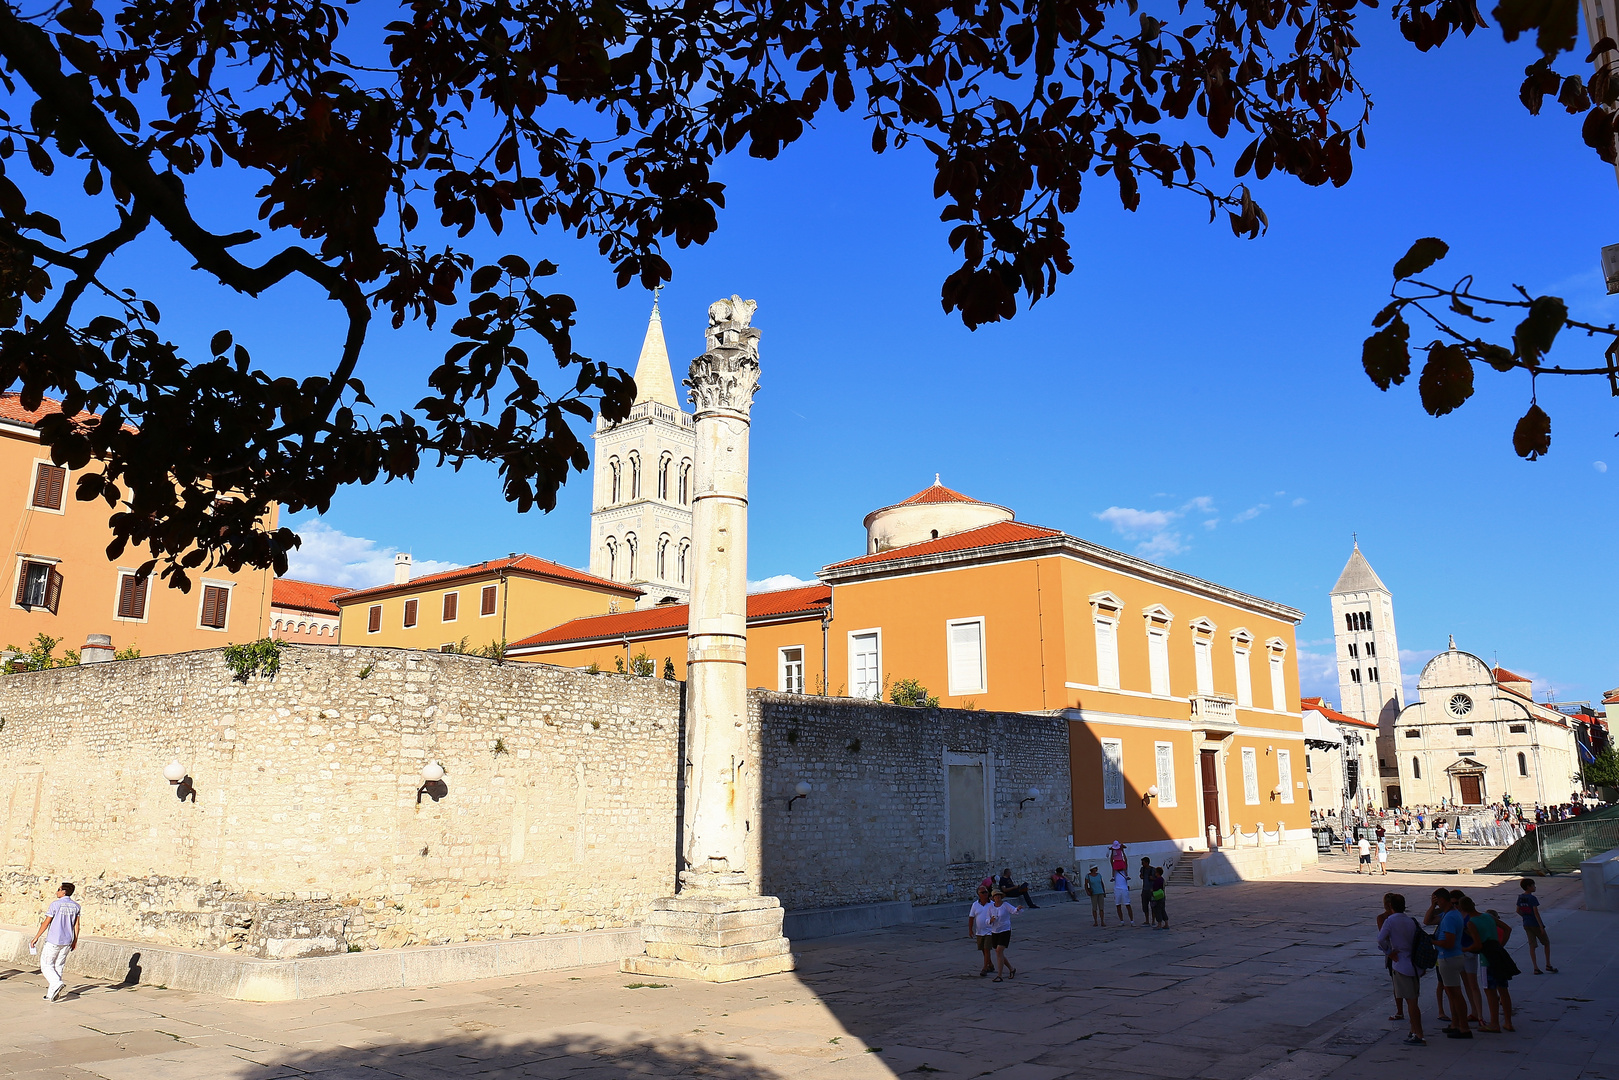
left=0, top=646, right=682, bottom=955
left=752, top=694, right=1073, bottom=910
left=0, top=647, right=1072, bottom=958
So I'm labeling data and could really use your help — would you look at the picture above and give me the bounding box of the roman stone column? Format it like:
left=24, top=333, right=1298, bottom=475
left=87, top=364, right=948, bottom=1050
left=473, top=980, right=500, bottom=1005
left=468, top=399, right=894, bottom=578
left=621, top=296, right=794, bottom=983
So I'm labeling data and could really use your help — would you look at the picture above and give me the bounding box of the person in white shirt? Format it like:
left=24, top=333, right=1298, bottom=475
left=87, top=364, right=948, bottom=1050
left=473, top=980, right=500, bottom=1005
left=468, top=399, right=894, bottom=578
left=966, top=885, right=995, bottom=977
left=1112, top=866, right=1135, bottom=924
left=985, top=890, right=1020, bottom=981
left=1377, top=838, right=1389, bottom=875
left=1358, top=836, right=1372, bottom=875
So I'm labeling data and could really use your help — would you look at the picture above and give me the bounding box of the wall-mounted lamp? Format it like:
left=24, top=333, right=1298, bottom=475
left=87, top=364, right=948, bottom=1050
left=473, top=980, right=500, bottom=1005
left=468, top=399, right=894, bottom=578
left=1018, top=786, right=1040, bottom=811
left=1270, top=785, right=1282, bottom=801
left=418, top=760, right=448, bottom=803
left=1266, top=745, right=1273, bottom=755
left=787, top=780, right=812, bottom=811
left=163, top=759, right=196, bottom=802
left=1142, top=784, right=1159, bottom=806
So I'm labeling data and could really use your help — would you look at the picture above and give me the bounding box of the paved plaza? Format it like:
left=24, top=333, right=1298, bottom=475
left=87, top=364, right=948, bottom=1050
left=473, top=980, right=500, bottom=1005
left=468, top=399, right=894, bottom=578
left=3, top=856, right=1615, bottom=1080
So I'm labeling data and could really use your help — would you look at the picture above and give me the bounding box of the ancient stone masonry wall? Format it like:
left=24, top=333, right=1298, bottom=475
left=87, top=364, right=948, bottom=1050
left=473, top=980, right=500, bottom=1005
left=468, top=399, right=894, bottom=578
left=0, top=646, right=683, bottom=955
left=751, top=694, right=1073, bottom=911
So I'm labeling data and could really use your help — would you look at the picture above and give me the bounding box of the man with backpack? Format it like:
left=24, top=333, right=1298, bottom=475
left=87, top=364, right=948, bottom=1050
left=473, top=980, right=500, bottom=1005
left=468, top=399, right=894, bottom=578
left=1376, top=893, right=1432, bottom=1045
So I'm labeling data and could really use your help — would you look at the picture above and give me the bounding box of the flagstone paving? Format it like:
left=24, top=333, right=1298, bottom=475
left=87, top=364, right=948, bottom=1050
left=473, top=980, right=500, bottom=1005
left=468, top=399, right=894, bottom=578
left=2, top=856, right=1613, bottom=1080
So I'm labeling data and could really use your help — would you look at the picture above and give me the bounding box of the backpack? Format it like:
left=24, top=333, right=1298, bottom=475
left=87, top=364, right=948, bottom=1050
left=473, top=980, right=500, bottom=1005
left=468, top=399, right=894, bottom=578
left=1408, top=917, right=1438, bottom=972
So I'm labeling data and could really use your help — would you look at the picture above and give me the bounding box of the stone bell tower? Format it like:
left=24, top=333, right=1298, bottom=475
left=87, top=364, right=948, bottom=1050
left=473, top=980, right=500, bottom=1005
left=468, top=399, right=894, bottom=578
left=1330, top=541, right=1406, bottom=809
left=621, top=296, right=794, bottom=983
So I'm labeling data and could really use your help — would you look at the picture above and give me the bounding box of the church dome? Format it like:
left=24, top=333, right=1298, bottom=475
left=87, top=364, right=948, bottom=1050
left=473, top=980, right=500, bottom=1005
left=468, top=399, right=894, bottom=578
left=862, top=478, right=1015, bottom=554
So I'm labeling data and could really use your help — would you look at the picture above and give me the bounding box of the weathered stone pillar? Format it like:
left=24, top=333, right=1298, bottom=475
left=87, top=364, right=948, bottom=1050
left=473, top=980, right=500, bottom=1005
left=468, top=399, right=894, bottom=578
left=622, top=296, right=794, bottom=983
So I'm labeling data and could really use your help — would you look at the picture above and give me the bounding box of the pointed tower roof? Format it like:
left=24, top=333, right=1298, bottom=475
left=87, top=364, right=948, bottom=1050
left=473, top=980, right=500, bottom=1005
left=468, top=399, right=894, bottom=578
left=631, top=300, right=680, bottom=407
left=1331, top=543, right=1388, bottom=595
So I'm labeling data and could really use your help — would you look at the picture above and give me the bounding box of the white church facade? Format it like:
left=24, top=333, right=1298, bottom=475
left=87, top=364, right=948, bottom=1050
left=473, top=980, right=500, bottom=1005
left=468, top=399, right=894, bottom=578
left=589, top=301, right=696, bottom=608
left=1328, top=542, right=1580, bottom=810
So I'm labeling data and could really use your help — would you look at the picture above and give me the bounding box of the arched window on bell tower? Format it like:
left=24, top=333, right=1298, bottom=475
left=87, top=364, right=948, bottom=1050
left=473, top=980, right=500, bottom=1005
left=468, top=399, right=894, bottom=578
left=625, top=533, right=638, bottom=578
left=605, top=536, right=618, bottom=579
left=608, top=458, right=621, bottom=504
left=678, top=459, right=692, bottom=504
left=628, top=452, right=641, bottom=499
left=658, top=453, right=672, bottom=500
left=657, top=534, right=670, bottom=579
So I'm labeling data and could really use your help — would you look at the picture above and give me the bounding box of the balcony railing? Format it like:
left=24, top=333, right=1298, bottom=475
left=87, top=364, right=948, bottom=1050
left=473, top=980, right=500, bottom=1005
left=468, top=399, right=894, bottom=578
left=1190, top=693, right=1239, bottom=730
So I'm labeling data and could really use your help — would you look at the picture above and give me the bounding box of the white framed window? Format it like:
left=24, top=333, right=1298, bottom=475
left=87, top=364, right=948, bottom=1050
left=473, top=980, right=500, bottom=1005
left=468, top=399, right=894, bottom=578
left=1101, top=738, right=1126, bottom=809
left=1194, top=638, right=1213, bottom=696
left=1154, top=741, right=1177, bottom=807
left=1269, top=654, right=1287, bottom=711
left=1276, top=748, right=1294, bottom=803
left=197, top=580, right=233, bottom=630
left=1241, top=746, right=1259, bottom=805
left=779, top=646, right=805, bottom=694
left=1233, top=647, right=1253, bottom=707
left=30, top=460, right=68, bottom=514
left=1094, top=617, right=1120, bottom=690
left=849, top=630, right=881, bottom=700
left=13, top=556, right=61, bottom=613
left=115, top=570, right=149, bottom=622
left=947, top=617, right=986, bottom=695
left=1147, top=628, right=1170, bottom=697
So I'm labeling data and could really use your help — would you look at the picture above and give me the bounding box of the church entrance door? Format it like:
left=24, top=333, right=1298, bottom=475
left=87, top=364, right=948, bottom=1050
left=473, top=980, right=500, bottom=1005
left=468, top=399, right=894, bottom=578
left=1200, top=749, right=1222, bottom=848
left=1458, top=774, right=1483, bottom=805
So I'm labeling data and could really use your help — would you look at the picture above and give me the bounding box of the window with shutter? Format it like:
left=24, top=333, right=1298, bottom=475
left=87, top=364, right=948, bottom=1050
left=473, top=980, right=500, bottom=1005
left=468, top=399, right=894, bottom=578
left=117, top=573, right=148, bottom=620
left=850, top=632, right=880, bottom=700
left=16, top=561, right=53, bottom=608
left=1101, top=739, right=1125, bottom=809
left=481, top=584, right=497, bottom=615
left=42, top=567, right=62, bottom=614
left=368, top=605, right=382, bottom=633
left=1194, top=639, right=1214, bottom=696
left=1241, top=747, right=1260, bottom=804
left=442, top=592, right=458, bottom=622
left=946, top=618, right=986, bottom=695
left=31, top=463, right=65, bottom=510
left=1147, top=629, right=1170, bottom=697
left=1276, top=749, right=1294, bottom=803
left=403, top=599, right=419, bottom=627
left=1094, top=618, right=1119, bottom=690
left=199, top=584, right=229, bottom=628
left=1233, top=647, right=1253, bottom=707
left=1154, top=742, right=1177, bottom=807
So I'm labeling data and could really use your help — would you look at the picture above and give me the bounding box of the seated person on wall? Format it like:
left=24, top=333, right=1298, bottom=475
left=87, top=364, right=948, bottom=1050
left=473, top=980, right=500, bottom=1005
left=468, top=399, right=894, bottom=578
left=998, top=869, right=1038, bottom=909
left=1049, top=867, right=1079, bottom=901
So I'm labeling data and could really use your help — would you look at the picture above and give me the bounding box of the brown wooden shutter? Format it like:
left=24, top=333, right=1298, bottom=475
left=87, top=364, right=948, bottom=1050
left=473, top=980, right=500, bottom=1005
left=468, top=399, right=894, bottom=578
left=199, top=587, right=217, bottom=627
left=31, top=464, right=65, bottom=510
left=481, top=584, right=497, bottom=615
left=15, top=562, right=31, bottom=606
left=200, top=585, right=228, bottom=628
left=442, top=592, right=458, bottom=621
left=368, top=604, right=382, bottom=633
left=117, top=574, right=141, bottom=619
left=403, top=598, right=418, bottom=627
left=43, top=567, right=62, bottom=614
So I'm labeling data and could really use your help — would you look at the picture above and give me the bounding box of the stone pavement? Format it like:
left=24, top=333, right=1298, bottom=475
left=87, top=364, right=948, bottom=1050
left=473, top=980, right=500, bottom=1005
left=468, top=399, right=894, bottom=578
left=2, top=859, right=1615, bottom=1080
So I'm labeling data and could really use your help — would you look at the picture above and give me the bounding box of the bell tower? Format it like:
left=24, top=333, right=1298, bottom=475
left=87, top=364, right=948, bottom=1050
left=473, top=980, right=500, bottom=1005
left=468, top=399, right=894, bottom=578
left=589, top=299, right=697, bottom=607
left=1330, top=541, right=1406, bottom=807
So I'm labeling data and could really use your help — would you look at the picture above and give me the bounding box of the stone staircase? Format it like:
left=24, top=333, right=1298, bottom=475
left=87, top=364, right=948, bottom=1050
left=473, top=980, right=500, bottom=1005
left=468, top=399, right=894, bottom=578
left=1166, top=851, right=1206, bottom=887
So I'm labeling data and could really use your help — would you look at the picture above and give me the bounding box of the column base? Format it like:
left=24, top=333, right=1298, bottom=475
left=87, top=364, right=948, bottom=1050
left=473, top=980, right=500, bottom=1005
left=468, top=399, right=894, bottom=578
left=621, top=894, right=795, bottom=983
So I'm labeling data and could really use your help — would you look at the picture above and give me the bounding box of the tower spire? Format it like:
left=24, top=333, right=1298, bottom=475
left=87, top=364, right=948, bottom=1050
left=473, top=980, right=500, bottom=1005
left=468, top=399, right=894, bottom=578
left=632, top=297, right=679, bottom=407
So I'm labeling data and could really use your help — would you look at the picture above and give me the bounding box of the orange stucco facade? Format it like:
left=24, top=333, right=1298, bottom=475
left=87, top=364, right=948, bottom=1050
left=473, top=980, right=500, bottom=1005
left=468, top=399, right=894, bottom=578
left=513, top=615, right=826, bottom=689
left=0, top=403, right=275, bottom=658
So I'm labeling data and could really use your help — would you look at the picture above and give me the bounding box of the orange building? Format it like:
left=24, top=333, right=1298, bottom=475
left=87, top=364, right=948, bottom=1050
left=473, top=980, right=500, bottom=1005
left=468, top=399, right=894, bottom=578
left=335, top=553, right=640, bottom=651
left=0, top=393, right=274, bottom=658
left=507, top=584, right=831, bottom=686
left=270, top=579, right=345, bottom=644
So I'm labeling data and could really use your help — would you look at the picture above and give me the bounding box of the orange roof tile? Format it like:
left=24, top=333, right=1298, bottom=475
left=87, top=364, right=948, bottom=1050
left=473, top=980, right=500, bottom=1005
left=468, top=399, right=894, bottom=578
left=823, top=521, right=1063, bottom=571
left=1494, top=666, right=1532, bottom=686
left=336, top=554, right=637, bottom=605
left=1300, top=696, right=1378, bottom=729
left=272, top=578, right=346, bottom=616
left=510, top=584, right=831, bottom=650
left=0, top=392, right=99, bottom=429
left=898, top=483, right=981, bottom=506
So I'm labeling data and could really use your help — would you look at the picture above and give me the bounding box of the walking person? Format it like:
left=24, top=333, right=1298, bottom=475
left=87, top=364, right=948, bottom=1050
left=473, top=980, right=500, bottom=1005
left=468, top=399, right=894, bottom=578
left=985, top=890, right=1020, bottom=982
left=1434, top=891, right=1473, bottom=1038
left=1084, top=866, right=1107, bottom=926
left=1377, top=837, right=1389, bottom=875
left=1517, top=878, right=1555, bottom=973
left=968, top=885, right=995, bottom=976
left=1376, top=893, right=1427, bottom=1045
left=1358, top=834, right=1372, bottom=875
left=30, top=882, right=79, bottom=1003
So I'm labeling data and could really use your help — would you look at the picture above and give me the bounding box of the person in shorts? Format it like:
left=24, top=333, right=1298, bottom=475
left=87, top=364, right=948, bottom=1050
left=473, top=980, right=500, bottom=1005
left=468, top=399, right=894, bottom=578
left=1085, top=866, right=1107, bottom=926
left=985, top=890, right=1020, bottom=981
left=1358, top=835, right=1372, bottom=874
left=1434, top=892, right=1473, bottom=1038
left=1376, top=893, right=1427, bottom=1045
left=968, top=885, right=995, bottom=976
left=1517, top=878, right=1555, bottom=973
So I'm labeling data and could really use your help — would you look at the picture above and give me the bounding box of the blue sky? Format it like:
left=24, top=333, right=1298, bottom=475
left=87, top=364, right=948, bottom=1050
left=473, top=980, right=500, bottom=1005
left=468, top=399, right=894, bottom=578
left=63, top=14, right=1617, bottom=706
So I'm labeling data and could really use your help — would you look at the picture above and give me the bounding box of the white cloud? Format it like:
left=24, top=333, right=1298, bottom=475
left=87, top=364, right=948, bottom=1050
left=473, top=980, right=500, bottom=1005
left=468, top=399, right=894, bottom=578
left=1203, top=518, right=1220, bottom=530
left=1232, top=503, right=1270, bottom=524
left=1596, top=461, right=1608, bottom=473
left=286, top=518, right=461, bottom=589
left=1296, top=647, right=1339, bottom=702
left=1183, top=496, right=1216, bottom=514
left=1094, top=496, right=1216, bottom=559
left=1136, top=532, right=1189, bottom=559
left=1095, top=507, right=1177, bottom=532
left=1291, top=497, right=1307, bottom=507
left=748, top=573, right=816, bottom=593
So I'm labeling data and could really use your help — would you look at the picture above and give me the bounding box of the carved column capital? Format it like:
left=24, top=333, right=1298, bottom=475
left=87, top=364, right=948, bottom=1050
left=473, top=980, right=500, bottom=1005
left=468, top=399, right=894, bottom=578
left=685, top=295, right=761, bottom=415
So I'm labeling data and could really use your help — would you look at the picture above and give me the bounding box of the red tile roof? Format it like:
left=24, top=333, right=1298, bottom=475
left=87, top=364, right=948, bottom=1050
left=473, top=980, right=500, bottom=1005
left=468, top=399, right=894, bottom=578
left=0, top=392, right=99, bottom=430
left=336, top=554, right=637, bottom=604
left=1493, top=666, right=1532, bottom=686
left=510, top=584, right=831, bottom=650
left=823, top=521, right=1063, bottom=571
left=1604, top=690, right=1619, bottom=705
left=272, top=578, right=346, bottom=616
left=898, top=483, right=981, bottom=506
left=1300, top=696, right=1378, bottom=729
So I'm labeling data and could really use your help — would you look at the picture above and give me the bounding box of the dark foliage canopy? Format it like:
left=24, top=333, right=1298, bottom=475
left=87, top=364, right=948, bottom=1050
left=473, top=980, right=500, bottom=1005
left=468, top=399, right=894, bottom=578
left=0, top=0, right=1572, bottom=584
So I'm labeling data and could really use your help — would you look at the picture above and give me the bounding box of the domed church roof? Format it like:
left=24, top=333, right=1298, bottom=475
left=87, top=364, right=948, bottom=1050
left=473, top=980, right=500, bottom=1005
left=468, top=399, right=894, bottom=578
left=862, top=477, right=1015, bottom=554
